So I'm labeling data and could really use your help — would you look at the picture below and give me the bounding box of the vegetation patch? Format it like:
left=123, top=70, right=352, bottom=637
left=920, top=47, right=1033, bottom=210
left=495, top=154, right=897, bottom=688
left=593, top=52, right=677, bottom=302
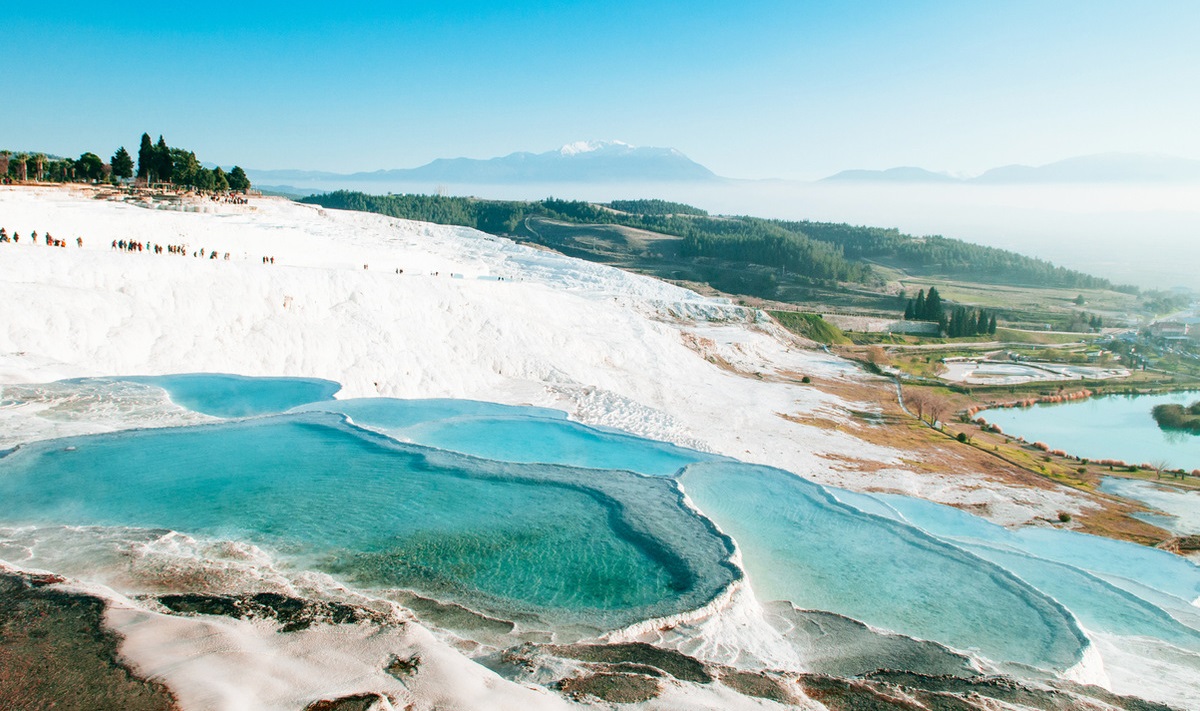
left=769, top=310, right=851, bottom=344
left=1151, top=401, right=1200, bottom=434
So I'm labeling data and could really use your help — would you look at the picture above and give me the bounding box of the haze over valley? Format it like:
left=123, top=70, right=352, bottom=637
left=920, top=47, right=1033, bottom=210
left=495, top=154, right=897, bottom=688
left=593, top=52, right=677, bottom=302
left=248, top=144, right=1200, bottom=291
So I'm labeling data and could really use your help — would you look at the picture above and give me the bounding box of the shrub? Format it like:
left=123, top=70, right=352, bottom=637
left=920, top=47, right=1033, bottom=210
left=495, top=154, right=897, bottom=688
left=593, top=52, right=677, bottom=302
left=1058, top=511, right=1072, bottom=523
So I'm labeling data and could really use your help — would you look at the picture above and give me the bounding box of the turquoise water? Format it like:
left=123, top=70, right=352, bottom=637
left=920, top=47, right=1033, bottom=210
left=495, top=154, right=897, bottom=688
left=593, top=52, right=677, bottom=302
left=850, top=492, right=1200, bottom=645
left=0, top=413, right=737, bottom=628
left=981, top=392, right=1200, bottom=471
left=117, top=373, right=340, bottom=418
left=295, top=398, right=715, bottom=476
left=8, top=373, right=1200, bottom=676
left=679, top=462, right=1089, bottom=671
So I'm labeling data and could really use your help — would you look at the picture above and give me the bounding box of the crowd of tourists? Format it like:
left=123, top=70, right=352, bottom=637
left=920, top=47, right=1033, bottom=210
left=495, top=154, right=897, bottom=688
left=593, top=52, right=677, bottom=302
left=109, top=239, right=228, bottom=259
left=0, top=228, right=76, bottom=247
left=210, top=194, right=249, bottom=205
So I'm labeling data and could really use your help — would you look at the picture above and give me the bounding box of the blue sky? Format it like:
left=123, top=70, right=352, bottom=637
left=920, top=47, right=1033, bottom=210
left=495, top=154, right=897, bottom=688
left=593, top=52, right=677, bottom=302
left=3, top=1, right=1198, bottom=179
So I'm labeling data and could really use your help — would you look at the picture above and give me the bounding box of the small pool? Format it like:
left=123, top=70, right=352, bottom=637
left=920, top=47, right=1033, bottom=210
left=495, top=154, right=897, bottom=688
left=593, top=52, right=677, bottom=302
left=121, top=373, right=340, bottom=418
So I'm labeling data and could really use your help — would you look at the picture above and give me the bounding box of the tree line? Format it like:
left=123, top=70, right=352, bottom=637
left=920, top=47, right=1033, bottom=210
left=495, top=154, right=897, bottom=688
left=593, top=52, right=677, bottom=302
left=608, top=199, right=708, bottom=216
left=1, top=133, right=249, bottom=192
left=902, top=287, right=996, bottom=337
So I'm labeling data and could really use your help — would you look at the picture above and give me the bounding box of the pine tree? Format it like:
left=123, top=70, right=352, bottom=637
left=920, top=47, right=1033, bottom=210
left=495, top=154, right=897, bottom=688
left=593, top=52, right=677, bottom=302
left=111, top=146, right=134, bottom=179
left=137, top=133, right=153, bottom=180
left=214, top=166, right=229, bottom=192
left=227, top=166, right=250, bottom=191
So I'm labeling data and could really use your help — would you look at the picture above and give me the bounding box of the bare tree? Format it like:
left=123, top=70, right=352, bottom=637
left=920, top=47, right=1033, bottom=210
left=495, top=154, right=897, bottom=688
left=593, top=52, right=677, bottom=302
left=926, top=395, right=951, bottom=429
left=1150, top=459, right=1172, bottom=480
left=866, top=345, right=890, bottom=367
left=905, top=388, right=928, bottom=422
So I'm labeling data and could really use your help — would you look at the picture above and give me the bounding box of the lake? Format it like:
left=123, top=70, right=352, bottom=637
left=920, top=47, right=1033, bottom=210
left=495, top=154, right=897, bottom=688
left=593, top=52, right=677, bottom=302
left=981, top=391, right=1200, bottom=471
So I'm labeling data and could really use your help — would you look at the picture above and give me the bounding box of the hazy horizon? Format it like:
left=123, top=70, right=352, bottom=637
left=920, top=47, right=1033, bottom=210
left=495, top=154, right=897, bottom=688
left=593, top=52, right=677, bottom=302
left=262, top=177, right=1200, bottom=292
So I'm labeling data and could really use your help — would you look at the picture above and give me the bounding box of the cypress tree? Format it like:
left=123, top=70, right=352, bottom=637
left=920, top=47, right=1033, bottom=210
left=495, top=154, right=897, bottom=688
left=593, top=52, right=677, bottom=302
left=988, top=314, right=997, bottom=334
left=915, top=289, right=926, bottom=320
left=137, top=133, right=153, bottom=179
left=153, top=135, right=171, bottom=183
left=904, top=300, right=915, bottom=320
left=925, top=286, right=943, bottom=322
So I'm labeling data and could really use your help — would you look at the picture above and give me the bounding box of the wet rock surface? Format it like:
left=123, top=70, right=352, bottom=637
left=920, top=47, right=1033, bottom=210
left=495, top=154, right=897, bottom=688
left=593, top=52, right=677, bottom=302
left=557, top=672, right=662, bottom=703
left=303, top=691, right=396, bottom=711
left=0, top=571, right=179, bottom=711
left=151, top=591, right=393, bottom=632
left=549, top=642, right=713, bottom=683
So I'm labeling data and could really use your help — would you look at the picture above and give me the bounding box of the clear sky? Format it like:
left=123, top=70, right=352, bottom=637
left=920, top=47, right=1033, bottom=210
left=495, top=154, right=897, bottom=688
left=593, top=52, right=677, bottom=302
left=3, top=0, right=1198, bottom=179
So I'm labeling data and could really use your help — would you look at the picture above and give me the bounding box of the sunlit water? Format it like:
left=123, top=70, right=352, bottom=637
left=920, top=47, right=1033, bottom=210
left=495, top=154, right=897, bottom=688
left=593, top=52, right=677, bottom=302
left=679, top=462, right=1090, bottom=671
left=293, top=397, right=715, bottom=476
left=120, top=373, right=341, bottom=417
left=0, top=412, right=736, bottom=628
left=2, top=373, right=1199, bottom=683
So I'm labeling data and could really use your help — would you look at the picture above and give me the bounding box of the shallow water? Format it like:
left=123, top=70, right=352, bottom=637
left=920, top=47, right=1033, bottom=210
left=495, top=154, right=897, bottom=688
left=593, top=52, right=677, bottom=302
left=119, top=373, right=340, bottom=418
left=862, top=493, right=1200, bottom=603
left=0, top=413, right=736, bottom=628
left=6, top=372, right=1200, bottom=688
left=679, top=462, right=1089, bottom=671
left=295, top=398, right=714, bottom=476
left=1099, top=477, right=1200, bottom=535
left=981, top=391, right=1200, bottom=471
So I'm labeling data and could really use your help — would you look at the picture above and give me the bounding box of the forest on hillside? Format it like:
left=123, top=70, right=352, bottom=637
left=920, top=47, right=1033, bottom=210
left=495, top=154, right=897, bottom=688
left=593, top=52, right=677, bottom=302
left=303, top=191, right=867, bottom=283
left=302, top=191, right=1121, bottom=291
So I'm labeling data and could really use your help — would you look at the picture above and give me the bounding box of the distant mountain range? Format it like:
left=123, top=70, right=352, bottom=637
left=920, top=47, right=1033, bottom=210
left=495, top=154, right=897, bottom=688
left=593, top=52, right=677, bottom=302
left=246, top=140, right=717, bottom=185
left=822, top=153, right=1200, bottom=184
left=245, top=147, right=1200, bottom=190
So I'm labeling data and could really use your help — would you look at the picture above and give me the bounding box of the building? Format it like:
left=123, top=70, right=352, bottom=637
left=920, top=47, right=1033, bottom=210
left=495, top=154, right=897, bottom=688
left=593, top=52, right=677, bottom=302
left=1149, top=321, right=1188, bottom=338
